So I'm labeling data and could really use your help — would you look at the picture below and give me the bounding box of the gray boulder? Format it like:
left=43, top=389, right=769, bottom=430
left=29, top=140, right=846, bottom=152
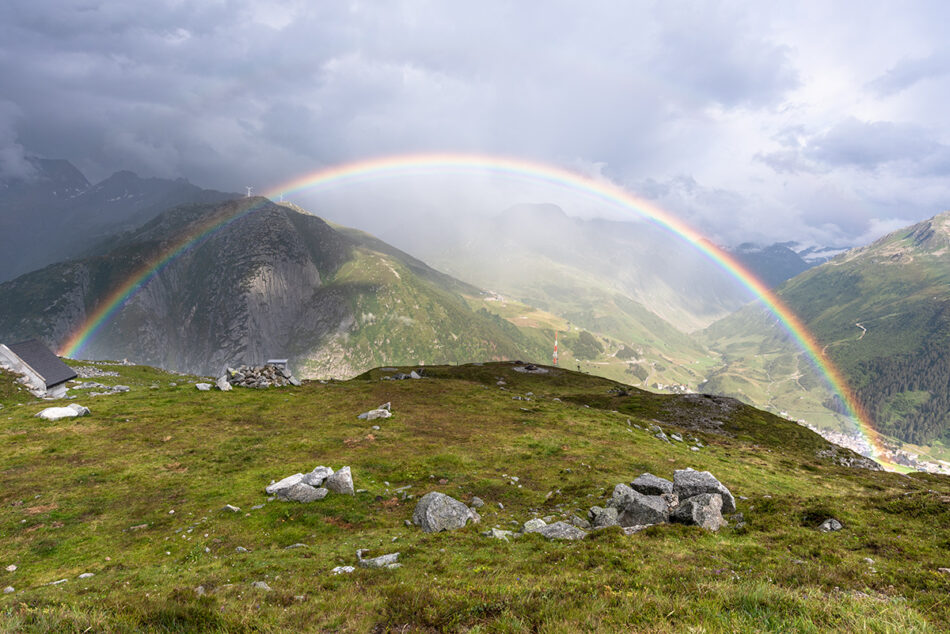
left=470, top=496, right=485, bottom=508
left=216, top=376, right=232, bottom=391
left=631, top=473, right=673, bottom=496
left=325, top=466, right=355, bottom=495
left=673, top=469, right=736, bottom=513
left=409, top=371, right=422, bottom=379
left=413, top=492, right=479, bottom=532
left=818, top=518, right=843, bottom=532
left=671, top=493, right=725, bottom=531
left=302, top=466, right=334, bottom=487
left=538, top=521, right=587, bottom=540
left=588, top=506, right=619, bottom=528
left=610, top=484, right=669, bottom=527
left=265, top=473, right=305, bottom=495
left=277, top=483, right=328, bottom=503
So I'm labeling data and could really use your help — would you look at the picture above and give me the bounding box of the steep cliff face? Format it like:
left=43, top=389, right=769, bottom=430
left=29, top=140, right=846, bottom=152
left=0, top=198, right=541, bottom=377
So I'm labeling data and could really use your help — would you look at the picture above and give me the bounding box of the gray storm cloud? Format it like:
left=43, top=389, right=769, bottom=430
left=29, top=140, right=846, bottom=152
left=1, top=0, right=949, bottom=247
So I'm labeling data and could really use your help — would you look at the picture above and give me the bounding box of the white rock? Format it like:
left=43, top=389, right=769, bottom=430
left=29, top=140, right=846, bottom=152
left=251, top=581, right=272, bottom=591
left=223, top=504, right=241, bottom=513
left=332, top=566, right=355, bottom=575
left=5, top=565, right=15, bottom=572
left=35, top=403, right=89, bottom=421
left=77, top=573, right=94, bottom=579
left=216, top=376, right=232, bottom=391
left=195, top=383, right=212, bottom=391
left=2, top=587, right=13, bottom=594
left=265, top=473, right=305, bottom=495
left=523, top=518, right=547, bottom=533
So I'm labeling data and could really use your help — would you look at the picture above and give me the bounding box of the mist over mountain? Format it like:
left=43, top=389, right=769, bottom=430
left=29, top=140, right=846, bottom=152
left=0, top=197, right=543, bottom=377
left=0, top=158, right=237, bottom=282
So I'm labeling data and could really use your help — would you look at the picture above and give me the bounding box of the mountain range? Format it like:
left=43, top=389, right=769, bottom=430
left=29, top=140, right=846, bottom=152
left=0, top=158, right=236, bottom=282
left=1, top=160, right=948, bottom=463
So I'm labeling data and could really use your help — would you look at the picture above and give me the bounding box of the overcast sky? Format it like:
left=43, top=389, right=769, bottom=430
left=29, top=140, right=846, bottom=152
left=2, top=0, right=949, bottom=247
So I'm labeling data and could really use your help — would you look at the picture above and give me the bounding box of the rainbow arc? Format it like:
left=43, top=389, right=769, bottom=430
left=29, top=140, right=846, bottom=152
left=58, top=152, right=889, bottom=464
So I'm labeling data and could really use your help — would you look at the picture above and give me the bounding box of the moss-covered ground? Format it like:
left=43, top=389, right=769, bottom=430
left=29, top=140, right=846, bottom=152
left=0, top=361, right=948, bottom=632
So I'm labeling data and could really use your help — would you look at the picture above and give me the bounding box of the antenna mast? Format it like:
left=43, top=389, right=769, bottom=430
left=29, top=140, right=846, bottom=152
left=245, top=186, right=253, bottom=198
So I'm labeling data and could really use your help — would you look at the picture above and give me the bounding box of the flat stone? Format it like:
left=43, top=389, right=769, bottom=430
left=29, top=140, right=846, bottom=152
left=357, top=550, right=400, bottom=569
left=325, top=466, right=355, bottom=495
left=538, top=521, right=587, bottom=540
left=3, top=587, right=13, bottom=594
left=251, top=581, right=272, bottom=591
left=413, top=492, right=479, bottom=532
left=265, top=473, right=305, bottom=495
left=77, top=573, right=94, bottom=579
left=484, top=528, right=515, bottom=541
left=223, top=504, right=241, bottom=513
left=332, top=565, right=355, bottom=574
left=673, top=469, right=736, bottom=514
left=195, top=383, right=212, bottom=391
left=630, top=473, right=673, bottom=496
left=277, top=483, right=328, bottom=503
left=35, top=403, right=90, bottom=420
left=671, top=493, right=726, bottom=531
left=470, top=496, right=485, bottom=508
left=358, top=409, right=392, bottom=421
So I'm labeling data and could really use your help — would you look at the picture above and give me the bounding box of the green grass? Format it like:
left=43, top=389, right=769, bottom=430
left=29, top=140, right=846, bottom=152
left=1, top=360, right=948, bottom=632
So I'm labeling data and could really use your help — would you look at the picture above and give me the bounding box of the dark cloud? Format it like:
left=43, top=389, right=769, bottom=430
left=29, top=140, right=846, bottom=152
left=1, top=1, right=949, bottom=247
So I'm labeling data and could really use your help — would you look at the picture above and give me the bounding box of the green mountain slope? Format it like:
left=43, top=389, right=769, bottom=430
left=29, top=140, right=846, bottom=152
left=0, top=361, right=947, bottom=631
left=704, top=211, right=950, bottom=449
left=0, top=198, right=546, bottom=377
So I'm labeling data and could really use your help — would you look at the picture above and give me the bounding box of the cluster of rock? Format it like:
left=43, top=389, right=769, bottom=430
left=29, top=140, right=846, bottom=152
left=35, top=403, right=90, bottom=421
left=586, top=469, right=735, bottom=533
left=265, top=465, right=355, bottom=502
left=221, top=364, right=302, bottom=389
left=71, top=381, right=130, bottom=396
left=71, top=366, right=120, bottom=379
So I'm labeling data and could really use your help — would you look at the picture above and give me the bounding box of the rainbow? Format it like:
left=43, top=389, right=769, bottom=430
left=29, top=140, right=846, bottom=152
left=59, top=152, right=889, bottom=464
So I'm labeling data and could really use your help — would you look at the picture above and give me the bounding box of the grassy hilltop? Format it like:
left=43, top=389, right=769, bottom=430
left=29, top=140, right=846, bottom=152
left=0, top=361, right=948, bottom=632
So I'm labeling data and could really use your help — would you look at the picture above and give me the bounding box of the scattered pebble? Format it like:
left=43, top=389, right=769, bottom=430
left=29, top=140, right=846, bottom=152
left=5, top=565, right=15, bottom=572
left=77, top=573, right=94, bottom=579
left=332, top=566, right=355, bottom=575
left=223, top=504, right=241, bottom=513
left=2, top=587, right=13, bottom=594
left=251, top=581, right=272, bottom=591
left=235, top=547, right=248, bottom=553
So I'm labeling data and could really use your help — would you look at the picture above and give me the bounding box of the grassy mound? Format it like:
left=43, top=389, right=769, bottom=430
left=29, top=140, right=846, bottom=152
left=0, top=362, right=947, bottom=632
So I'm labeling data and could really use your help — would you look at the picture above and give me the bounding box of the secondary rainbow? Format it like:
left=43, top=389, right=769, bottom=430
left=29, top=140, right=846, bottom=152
left=59, top=151, right=888, bottom=463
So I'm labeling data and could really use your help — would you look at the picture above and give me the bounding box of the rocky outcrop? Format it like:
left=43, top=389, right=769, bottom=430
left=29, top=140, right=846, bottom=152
left=265, top=465, right=352, bottom=502
left=581, top=469, right=734, bottom=533
left=225, top=363, right=301, bottom=389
